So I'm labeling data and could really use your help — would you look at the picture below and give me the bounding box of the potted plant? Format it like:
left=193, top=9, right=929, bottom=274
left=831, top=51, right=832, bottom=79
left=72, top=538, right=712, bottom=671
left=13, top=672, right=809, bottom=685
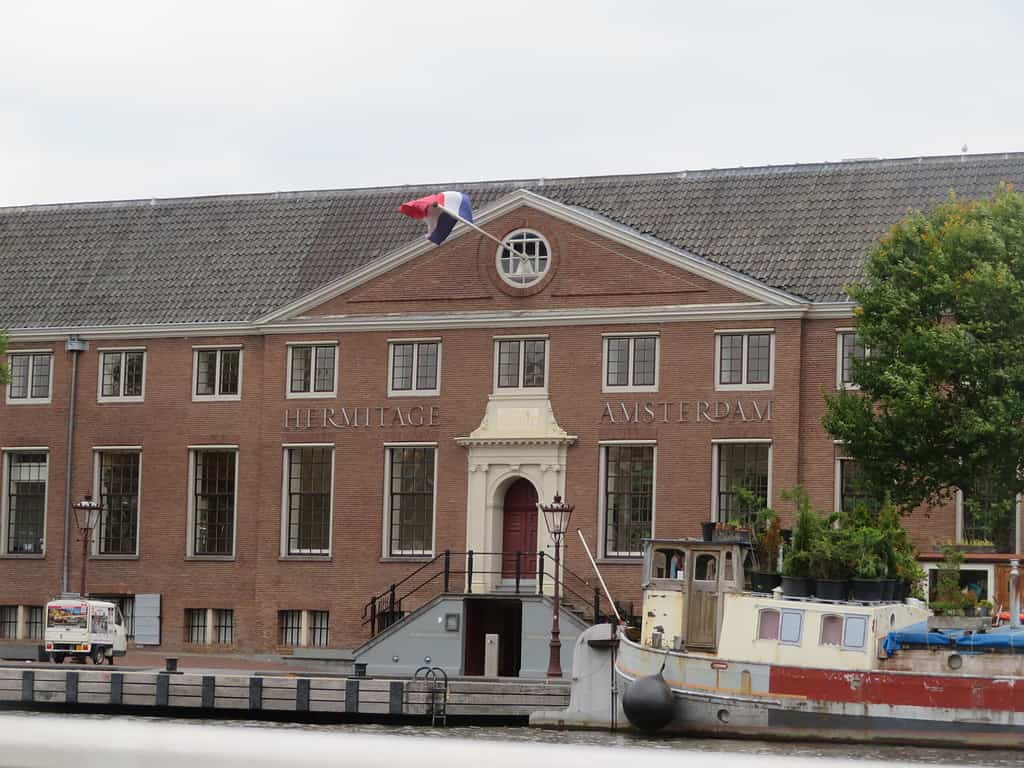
left=977, top=599, right=993, bottom=618
left=848, top=525, right=886, bottom=602
left=780, top=487, right=818, bottom=598
left=810, top=523, right=850, bottom=601
left=750, top=506, right=782, bottom=593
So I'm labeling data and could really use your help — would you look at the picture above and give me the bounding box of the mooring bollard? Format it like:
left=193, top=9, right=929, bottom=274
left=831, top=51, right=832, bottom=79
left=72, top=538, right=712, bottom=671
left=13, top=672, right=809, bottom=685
left=165, top=657, right=179, bottom=673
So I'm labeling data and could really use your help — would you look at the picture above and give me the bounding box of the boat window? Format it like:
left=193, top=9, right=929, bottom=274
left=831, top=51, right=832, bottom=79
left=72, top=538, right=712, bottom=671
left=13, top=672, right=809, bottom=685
left=779, top=609, right=803, bottom=645
left=653, top=548, right=685, bottom=579
left=757, top=609, right=779, bottom=640
left=842, top=615, right=868, bottom=649
left=723, top=551, right=734, bottom=582
left=820, top=614, right=843, bottom=646
left=694, top=553, right=718, bottom=582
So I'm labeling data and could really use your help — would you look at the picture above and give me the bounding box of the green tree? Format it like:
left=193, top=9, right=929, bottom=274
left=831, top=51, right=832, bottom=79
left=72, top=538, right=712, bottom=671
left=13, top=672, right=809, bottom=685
left=823, top=188, right=1024, bottom=544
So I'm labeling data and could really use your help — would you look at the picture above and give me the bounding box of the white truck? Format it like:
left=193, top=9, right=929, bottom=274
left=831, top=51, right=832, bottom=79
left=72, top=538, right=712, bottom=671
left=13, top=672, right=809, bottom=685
left=44, top=599, right=128, bottom=665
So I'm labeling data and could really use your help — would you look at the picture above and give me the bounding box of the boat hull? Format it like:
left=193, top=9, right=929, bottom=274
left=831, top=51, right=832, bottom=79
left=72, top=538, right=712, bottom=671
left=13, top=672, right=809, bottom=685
left=616, top=634, right=1024, bottom=748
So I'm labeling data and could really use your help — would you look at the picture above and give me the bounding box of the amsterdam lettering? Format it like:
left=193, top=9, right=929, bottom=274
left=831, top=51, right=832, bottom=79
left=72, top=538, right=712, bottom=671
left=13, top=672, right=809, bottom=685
left=600, top=399, right=772, bottom=424
left=285, top=406, right=439, bottom=430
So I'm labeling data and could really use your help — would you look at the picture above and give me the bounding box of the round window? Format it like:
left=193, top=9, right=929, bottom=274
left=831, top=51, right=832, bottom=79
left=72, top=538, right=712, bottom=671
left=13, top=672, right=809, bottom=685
left=495, top=230, right=550, bottom=288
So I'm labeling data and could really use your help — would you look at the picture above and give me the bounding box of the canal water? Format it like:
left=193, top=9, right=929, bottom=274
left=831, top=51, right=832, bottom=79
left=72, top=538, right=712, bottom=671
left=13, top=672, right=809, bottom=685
left=2, top=710, right=1021, bottom=766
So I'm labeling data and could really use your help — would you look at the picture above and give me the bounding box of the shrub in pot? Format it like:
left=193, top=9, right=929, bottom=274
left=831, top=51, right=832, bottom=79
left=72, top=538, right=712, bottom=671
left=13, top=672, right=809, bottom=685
left=780, top=488, right=819, bottom=598
left=810, top=532, right=850, bottom=602
left=749, top=502, right=783, bottom=593
left=848, top=525, right=886, bottom=602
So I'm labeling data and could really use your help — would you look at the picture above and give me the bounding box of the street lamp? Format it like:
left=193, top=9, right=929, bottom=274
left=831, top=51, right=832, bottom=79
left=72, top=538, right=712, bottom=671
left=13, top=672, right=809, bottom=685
left=538, top=494, right=574, bottom=678
left=72, top=495, right=102, bottom=597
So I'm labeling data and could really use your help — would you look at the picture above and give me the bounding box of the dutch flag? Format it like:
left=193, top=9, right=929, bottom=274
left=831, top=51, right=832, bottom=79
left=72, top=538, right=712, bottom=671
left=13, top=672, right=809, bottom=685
left=398, top=191, right=474, bottom=245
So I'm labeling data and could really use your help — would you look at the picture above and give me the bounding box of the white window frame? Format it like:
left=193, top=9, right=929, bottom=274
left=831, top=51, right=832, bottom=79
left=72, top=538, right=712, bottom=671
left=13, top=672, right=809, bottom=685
left=835, top=328, right=868, bottom=390
left=5, top=350, right=53, bottom=405
left=92, top=447, right=143, bottom=559
left=955, top=490, right=1021, bottom=551
left=186, top=445, right=239, bottom=559
left=97, top=348, right=146, bottom=403
left=286, top=341, right=338, bottom=399
left=778, top=608, right=804, bottom=645
left=714, top=329, right=775, bottom=391
left=492, top=335, right=549, bottom=394
left=601, top=333, right=659, bottom=393
left=840, top=614, right=869, bottom=650
left=921, top=561, right=995, bottom=606
left=381, top=442, right=438, bottom=559
left=387, top=339, right=442, bottom=397
left=192, top=346, right=243, bottom=402
left=494, top=228, right=552, bottom=289
left=0, top=448, right=49, bottom=558
left=280, top=443, right=335, bottom=558
left=598, top=440, right=657, bottom=560
left=711, top=439, right=773, bottom=523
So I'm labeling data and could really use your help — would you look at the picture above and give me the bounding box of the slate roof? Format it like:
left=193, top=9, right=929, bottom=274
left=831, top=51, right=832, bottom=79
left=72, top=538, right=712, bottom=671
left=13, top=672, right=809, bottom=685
left=2, top=152, right=1023, bottom=330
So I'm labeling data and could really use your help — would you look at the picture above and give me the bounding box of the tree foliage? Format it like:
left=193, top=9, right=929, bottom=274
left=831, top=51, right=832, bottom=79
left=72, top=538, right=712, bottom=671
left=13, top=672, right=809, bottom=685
left=823, top=187, right=1024, bottom=524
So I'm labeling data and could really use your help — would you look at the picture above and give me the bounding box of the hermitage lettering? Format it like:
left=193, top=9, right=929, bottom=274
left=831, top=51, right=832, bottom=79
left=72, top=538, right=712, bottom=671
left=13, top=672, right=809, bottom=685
left=601, top=399, right=773, bottom=424
left=285, top=405, right=440, bottom=430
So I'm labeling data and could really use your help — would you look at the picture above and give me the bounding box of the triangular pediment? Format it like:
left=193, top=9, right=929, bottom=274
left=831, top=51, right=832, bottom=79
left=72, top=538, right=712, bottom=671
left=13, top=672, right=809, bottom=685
left=259, top=190, right=802, bottom=323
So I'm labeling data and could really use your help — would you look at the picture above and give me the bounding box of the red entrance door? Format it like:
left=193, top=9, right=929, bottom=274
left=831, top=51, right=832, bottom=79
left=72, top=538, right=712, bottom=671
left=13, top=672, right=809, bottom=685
left=501, top=479, right=538, bottom=579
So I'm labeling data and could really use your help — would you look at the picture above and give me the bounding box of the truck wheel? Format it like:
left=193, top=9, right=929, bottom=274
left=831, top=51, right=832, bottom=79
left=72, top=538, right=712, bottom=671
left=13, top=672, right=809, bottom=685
left=49, top=653, right=65, bottom=664
left=91, top=646, right=106, bottom=665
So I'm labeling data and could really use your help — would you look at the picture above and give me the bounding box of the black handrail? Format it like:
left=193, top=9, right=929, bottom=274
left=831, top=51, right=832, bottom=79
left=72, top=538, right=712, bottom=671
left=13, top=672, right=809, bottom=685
left=361, top=549, right=619, bottom=637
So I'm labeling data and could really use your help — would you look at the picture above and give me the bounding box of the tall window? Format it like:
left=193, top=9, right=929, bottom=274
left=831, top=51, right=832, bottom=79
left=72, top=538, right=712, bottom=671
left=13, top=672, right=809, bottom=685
left=715, top=443, right=770, bottom=523
left=191, top=450, right=237, bottom=556
left=603, top=444, right=654, bottom=557
left=184, top=609, right=207, bottom=643
left=26, top=607, right=43, bottom=640
left=387, top=446, right=435, bottom=556
left=309, top=610, right=329, bottom=647
left=836, top=453, right=879, bottom=513
left=7, top=352, right=52, bottom=403
left=837, top=331, right=866, bottom=388
left=285, top=447, right=333, bottom=555
left=495, top=339, right=546, bottom=390
left=716, top=332, right=773, bottom=388
left=213, top=609, right=234, bottom=644
left=961, top=482, right=1017, bottom=553
left=194, top=348, right=241, bottom=399
left=99, top=350, right=145, bottom=400
left=4, top=452, right=47, bottom=555
left=288, top=344, right=336, bottom=396
left=389, top=341, right=440, bottom=395
left=278, top=610, right=302, bottom=645
left=97, top=451, right=140, bottom=555
left=604, top=336, right=658, bottom=391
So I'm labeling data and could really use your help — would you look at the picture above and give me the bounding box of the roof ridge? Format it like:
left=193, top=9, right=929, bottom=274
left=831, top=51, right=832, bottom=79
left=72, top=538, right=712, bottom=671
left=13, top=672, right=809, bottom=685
left=4, top=151, right=1023, bottom=213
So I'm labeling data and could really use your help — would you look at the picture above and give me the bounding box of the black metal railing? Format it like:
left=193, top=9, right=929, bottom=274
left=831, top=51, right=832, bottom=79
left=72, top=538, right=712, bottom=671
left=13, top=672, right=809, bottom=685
left=361, top=549, right=618, bottom=638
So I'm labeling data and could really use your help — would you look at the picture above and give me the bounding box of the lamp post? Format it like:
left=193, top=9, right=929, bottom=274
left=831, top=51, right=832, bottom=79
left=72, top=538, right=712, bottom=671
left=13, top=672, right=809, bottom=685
left=538, top=494, right=574, bottom=678
left=72, top=495, right=102, bottom=597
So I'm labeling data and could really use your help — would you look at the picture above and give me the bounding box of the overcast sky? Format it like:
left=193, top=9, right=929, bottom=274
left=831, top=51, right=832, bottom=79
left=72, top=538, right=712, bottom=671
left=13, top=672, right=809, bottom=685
left=2, top=1, right=1021, bottom=207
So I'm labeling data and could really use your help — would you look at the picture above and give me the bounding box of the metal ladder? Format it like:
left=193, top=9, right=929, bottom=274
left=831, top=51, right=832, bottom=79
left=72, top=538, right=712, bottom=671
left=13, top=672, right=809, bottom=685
left=413, top=666, right=449, bottom=726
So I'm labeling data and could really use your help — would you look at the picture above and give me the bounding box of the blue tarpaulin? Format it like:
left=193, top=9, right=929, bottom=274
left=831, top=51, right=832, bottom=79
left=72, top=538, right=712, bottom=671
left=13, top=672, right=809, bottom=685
left=883, top=621, right=1024, bottom=655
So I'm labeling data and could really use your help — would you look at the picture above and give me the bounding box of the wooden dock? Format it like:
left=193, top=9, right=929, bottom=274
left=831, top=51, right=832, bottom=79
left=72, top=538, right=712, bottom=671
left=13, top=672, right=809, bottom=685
left=0, top=667, right=569, bottom=720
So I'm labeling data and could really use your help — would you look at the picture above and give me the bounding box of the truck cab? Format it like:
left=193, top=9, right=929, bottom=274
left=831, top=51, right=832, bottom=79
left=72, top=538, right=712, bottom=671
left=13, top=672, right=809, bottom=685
left=44, top=599, right=128, bottom=665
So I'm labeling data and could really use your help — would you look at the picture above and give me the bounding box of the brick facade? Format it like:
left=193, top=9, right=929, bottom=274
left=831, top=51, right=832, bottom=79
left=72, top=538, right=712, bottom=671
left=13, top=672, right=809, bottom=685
left=0, top=201, right=1005, bottom=654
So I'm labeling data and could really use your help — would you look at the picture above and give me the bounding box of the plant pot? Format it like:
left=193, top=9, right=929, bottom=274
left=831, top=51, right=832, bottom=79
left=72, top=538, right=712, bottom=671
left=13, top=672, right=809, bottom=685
left=713, top=528, right=751, bottom=544
left=963, top=605, right=977, bottom=617
left=815, top=578, right=849, bottom=602
left=850, top=578, right=884, bottom=602
left=881, top=579, right=896, bottom=601
left=896, top=580, right=911, bottom=601
left=979, top=606, right=992, bottom=617
left=751, top=571, right=782, bottom=594
left=781, top=575, right=813, bottom=598
left=701, top=521, right=716, bottom=542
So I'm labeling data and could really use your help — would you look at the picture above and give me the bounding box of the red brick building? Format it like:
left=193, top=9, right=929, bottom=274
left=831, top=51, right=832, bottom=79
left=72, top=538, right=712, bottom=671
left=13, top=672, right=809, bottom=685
left=1, top=153, right=1022, bottom=655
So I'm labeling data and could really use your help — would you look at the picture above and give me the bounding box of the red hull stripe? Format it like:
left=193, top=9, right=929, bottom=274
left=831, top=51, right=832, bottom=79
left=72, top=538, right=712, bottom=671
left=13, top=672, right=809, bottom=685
left=769, top=666, right=1023, bottom=713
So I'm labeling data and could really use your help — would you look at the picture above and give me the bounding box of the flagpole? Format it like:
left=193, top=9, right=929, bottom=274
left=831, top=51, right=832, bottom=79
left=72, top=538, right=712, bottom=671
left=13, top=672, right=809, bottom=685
left=438, top=206, right=508, bottom=250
